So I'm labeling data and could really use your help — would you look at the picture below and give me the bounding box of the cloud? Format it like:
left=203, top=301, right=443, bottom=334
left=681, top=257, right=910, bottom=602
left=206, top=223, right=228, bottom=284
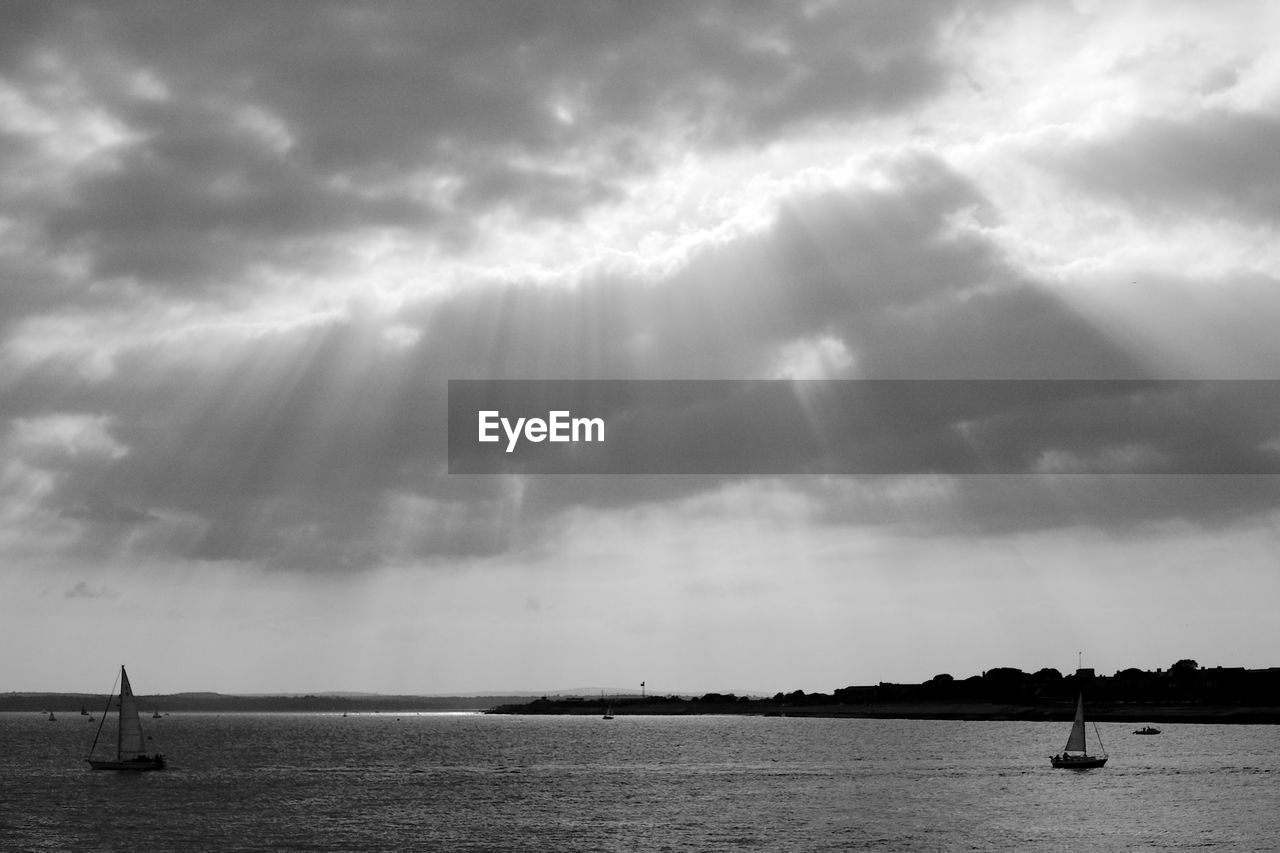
left=3, top=2, right=1280, bottom=696
left=2, top=1, right=1279, bottom=579
left=3, top=0, right=963, bottom=304
left=9, top=143, right=1279, bottom=571
left=59, top=493, right=153, bottom=524
left=64, top=580, right=116, bottom=599
left=1041, top=109, right=1280, bottom=223
left=420, top=153, right=1143, bottom=380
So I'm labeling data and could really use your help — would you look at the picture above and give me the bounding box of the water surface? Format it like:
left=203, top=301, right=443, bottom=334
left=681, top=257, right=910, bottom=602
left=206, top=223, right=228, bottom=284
left=3, top=712, right=1276, bottom=851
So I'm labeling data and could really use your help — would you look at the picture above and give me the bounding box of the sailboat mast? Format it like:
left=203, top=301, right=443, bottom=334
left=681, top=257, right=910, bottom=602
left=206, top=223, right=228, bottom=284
left=117, top=665, right=126, bottom=760
left=87, top=667, right=120, bottom=760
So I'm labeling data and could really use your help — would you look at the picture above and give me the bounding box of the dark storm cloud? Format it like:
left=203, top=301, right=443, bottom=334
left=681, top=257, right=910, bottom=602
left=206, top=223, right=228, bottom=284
left=45, top=107, right=437, bottom=288
left=7, top=0, right=959, bottom=295
left=15, top=151, right=1280, bottom=568
left=1040, top=109, right=1280, bottom=222
left=0, top=255, right=80, bottom=338
left=7, top=3, right=1279, bottom=571
left=417, top=155, right=1280, bottom=533
left=852, top=283, right=1149, bottom=379
left=421, top=154, right=1142, bottom=381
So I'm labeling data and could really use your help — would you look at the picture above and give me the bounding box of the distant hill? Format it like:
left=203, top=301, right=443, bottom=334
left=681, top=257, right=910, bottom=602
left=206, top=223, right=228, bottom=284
left=0, top=692, right=534, bottom=713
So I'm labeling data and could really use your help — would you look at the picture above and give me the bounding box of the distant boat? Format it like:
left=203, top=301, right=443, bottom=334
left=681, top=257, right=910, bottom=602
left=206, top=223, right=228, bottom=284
left=1134, top=725, right=1161, bottom=735
left=48, top=711, right=56, bottom=722
left=1050, top=694, right=1108, bottom=769
left=80, top=706, right=88, bottom=716
left=152, top=710, right=162, bottom=719
left=86, top=665, right=166, bottom=772
left=603, top=703, right=614, bottom=720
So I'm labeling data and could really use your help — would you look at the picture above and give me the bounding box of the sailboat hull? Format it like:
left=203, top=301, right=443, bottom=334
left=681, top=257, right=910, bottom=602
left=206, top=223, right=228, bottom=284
left=87, top=755, right=165, bottom=772
left=1050, top=755, right=1107, bottom=769
left=1051, top=693, right=1107, bottom=769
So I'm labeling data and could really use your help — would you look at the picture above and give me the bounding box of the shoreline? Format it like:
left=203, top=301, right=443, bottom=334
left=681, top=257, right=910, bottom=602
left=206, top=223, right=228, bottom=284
left=484, top=698, right=1280, bottom=724
left=7, top=694, right=1280, bottom=723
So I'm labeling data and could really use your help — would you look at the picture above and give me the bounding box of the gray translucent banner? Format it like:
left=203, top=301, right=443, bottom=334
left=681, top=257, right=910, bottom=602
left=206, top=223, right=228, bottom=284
left=447, top=380, right=1280, bottom=475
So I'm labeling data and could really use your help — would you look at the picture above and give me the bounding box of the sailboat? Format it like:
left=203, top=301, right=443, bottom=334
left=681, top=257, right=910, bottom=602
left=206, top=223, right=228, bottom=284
left=86, top=665, right=166, bottom=771
left=1050, top=693, right=1107, bottom=769
left=603, top=703, right=614, bottom=720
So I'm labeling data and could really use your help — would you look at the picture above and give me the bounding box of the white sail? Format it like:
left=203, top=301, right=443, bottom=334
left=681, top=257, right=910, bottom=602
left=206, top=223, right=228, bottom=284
left=117, top=667, right=148, bottom=759
left=1062, top=694, right=1087, bottom=754
left=87, top=665, right=164, bottom=771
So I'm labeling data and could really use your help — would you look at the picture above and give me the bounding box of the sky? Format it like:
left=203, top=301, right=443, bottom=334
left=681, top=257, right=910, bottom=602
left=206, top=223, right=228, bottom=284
left=3, top=0, right=1280, bottom=696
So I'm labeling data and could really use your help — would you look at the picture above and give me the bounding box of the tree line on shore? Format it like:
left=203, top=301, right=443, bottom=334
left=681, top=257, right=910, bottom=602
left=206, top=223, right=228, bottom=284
left=692, top=659, right=1280, bottom=709
left=502, top=659, right=1280, bottom=713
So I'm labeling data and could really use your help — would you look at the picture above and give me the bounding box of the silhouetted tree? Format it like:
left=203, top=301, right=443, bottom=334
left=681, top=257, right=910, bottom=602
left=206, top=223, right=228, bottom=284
left=982, top=667, right=1030, bottom=701
left=697, top=693, right=737, bottom=703
left=983, top=667, right=1027, bottom=683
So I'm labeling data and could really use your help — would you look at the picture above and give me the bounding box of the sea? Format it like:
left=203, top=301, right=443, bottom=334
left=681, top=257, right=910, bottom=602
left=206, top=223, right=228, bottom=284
left=2, top=711, right=1277, bottom=852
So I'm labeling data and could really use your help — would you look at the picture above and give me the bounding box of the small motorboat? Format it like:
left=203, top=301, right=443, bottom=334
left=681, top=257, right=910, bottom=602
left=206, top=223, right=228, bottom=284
left=1133, top=725, right=1161, bottom=735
